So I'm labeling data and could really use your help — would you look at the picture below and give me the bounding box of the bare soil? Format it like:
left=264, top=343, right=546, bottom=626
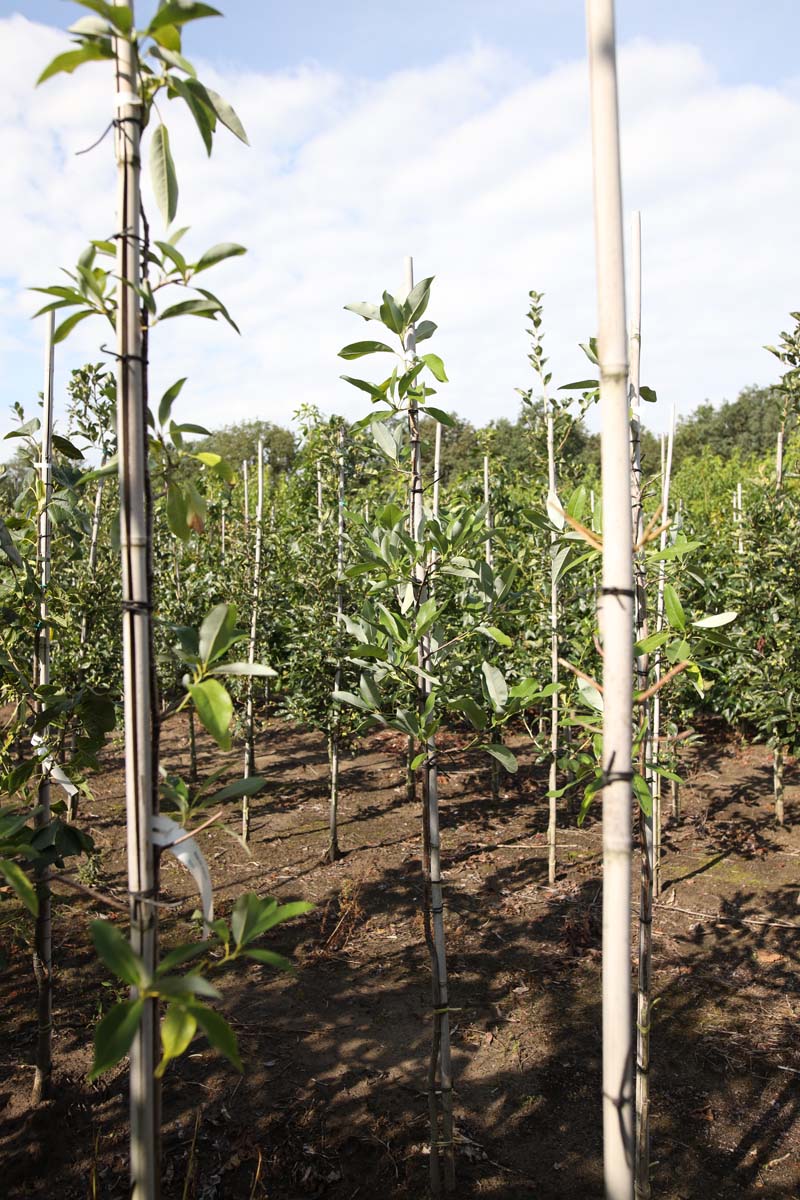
left=1, top=716, right=798, bottom=1198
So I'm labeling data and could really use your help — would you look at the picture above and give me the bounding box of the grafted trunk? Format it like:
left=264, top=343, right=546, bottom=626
left=114, top=12, right=161, bottom=1194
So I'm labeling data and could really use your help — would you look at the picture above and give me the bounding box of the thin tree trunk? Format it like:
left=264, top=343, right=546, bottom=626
left=31, top=312, right=55, bottom=1106
left=774, top=744, right=785, bottom=826
left=243, top=440, right=264, bottom=839
left=629, top=212, right=653, bottom=1200
left=329, top=431, right=345, bottom=862
left=243, top=458, right=249, bottom=538
left=776, top=429, right=784, bottom=491
left=587, top=5, right=635, bottom=1196
left=545, top=373, right=559, bottom=885
left=114, top=14, right=160, bottom=1195
left=220, top=503, right=226, bottom=563
left=483, top=454, right=500, bottom=803
left=651, top=405, right=675, bottom=895
left=407, top=256, right=454, bottom=1195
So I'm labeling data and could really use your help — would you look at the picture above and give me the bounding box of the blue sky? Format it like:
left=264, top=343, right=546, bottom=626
left=7, top=1, right=800, bottom=87
left=1, top=2, right=799, bottom=444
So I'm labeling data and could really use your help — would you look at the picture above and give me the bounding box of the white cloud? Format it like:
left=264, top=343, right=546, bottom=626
left=1, top=13, right=799, bottom=447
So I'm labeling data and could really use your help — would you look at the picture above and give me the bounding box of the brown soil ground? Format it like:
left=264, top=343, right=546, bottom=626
left=1, top=716, right=798, bottom=1199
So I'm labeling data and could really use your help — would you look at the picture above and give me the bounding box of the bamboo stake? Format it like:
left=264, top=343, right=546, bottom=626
left=114, top=12, right=160, bottom=1194
left=31, top=312, right=55, bottom=1106
left=220, top=501, right=226, bottom=563
left=242, top=458, right=249, bottom=538
left=243, top=440, right=264, bottom=838
left=433, top=420, right=442, bottom=520
left=329, top=430, right=345, bottom=862
left=587, top=4, right=635, bottom=1196
left=316, top=460, right=324, bottom=535
left=406, top=255, right=454, bottom=1195
left=735, top=482, right=743, bottom=555
left=776, top=429, right=784, bottom=491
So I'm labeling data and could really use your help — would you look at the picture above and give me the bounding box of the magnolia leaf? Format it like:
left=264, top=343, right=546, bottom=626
left=481, top=661, right=508, bottom=712
left=189, top=679, right=233, bottom=750
left=484, top=743, right=518, bottom=774
left=89, top=999, right=144, bottom=1080
left=150, top=124, right=179, bottom=226
left=692, top=612, right=738, bottom=629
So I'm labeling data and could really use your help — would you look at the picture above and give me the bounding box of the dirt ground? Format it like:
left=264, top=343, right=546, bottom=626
left=1, top=715, right=798, bottom=1199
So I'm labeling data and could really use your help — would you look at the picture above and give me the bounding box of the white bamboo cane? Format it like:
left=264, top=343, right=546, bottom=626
left=587, top=4, right=635, bottom=1196
left=406, top=255, right=454, bottom=1195
left=776, top=429, right=784, bottom=491
left=433, top=420, right=442, bottom=521
left=114, top=11, right=160, bottom=1194
left=735, top=482, right=743, bottom=556
left=316, top=460, right=324, bottom=535
left=242, top=457, right=249, bottom=538
left=483, top=454, right=493, bottom=569
left=243, top=440, right=264, bottom=838
left=31, top=312, right=55, bottom=1105
left=220, top=502, right=226, bottom=563
left=329, top=430, right=345, bottom=861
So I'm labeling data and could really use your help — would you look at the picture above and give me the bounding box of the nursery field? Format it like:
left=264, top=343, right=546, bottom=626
left=2, top=715, right=798, bottom=1199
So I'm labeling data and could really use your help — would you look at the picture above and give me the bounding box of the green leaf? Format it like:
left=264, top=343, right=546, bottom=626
left=89, top=999, right=144, bottom=1080
left=340, top=375, right=387, bottom=402
left=91, top=919, right=145, bottom=987
left=198, top=603, right=238, bottom=664
left=344, top=301, right=382, bottom=322
left=0, top=517, right=23, bottom=569
left=196, top=84, right=249, bottom=145
left=193, top=243, right=247, bottom=273
left=449, top=696, right=487, bottom=731
left=148, top=3, right=222, bottom=34
left=189, top=1003, right=242, bottom=1071
left=332, top=690, right=370, bottom=711
left=405, top=276, right=433, bottom=324
left=632, top=773, right=653, bottom=817
left=37, top=43, right=112, bottom=86
left=639, top=385, right=657, bottom=403
left=485, top=743, right=518, bottom=774
left=338, top=341, right=395, bottom=360
left=243, top=948, right=294, bottom=971
left=166, top=483, right=190, bottom=541
left=663, top=583, right=686, bottom=633
left=372, top=421, right=398, bottom=462
left=379, top=292, right=405, bottom=336
left=73, top=1, right=133, bottom=31
left=158, top=298, right=221, bottom=321
left=150, top=124, right=179, bottom=226
left=78, top=455, right=118, bottom=485
left=52, top=434, right=84, bottom=460
left=0, top=859, right=37, bottom=915
left=208, top=777, right=267, bottom=804
left=691, top=612, right=738, bottom=629
left=53, top=309, right=95, bottom=344
left=208, top=662, right=276, bottom=678
left=423, top=406, right=455, bottom=427
left=481, top=661, right=508, bottom=712
left=156, top=1003, right=197, bottom=1077
left=159, top=377, right=187, bottom=427
left=421, top=353, right=448, bottom=383
left=189, top=679, right=233, bottom=750
left=167, top=75, right=214, bottom=155
left=558, top=379, right=599, bottom=391
left=482, top=625, right=512, bottom=648
left=414, top=319, right=437, bottom=344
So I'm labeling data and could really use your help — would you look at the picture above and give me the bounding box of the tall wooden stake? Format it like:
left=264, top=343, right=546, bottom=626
left=651, top=405, right=675, bottom=882
left=31, top=312, right=55, bottom=1105
left=587, top=4, right=635, bottom=1195
left=243, top=440, right=264, bottom=838
left=545, top=372, right=559, bottom=884
left=406, top=256, right=454, bottom=1195
left=115, top=10, right=160, bottom=1194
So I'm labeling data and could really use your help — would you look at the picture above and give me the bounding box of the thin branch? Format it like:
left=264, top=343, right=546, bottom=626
left=635, top=660, right=691, bottom=704
left=558, top=657, right=603, bottom=693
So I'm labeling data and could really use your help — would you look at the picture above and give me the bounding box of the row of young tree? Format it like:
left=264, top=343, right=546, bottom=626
left=0, top=2, right=797, bottom=1198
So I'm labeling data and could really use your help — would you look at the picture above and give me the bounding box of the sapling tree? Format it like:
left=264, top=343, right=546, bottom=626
left=337, top=272, right=555, bottom=1193
left=35, top=6, right=308, bottom=1195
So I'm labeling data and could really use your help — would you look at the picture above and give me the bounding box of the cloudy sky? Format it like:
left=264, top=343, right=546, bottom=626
left=1, top=1, right=799, bottom=444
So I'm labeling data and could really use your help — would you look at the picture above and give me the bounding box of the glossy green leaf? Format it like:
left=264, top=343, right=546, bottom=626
left=37, top=42, right=112, bottom=86
left=482, top=661, right=508, bottom=712
left=150, top=124, right=179, bottom=226
left=663, top=583, right=686, bottom=632
left=484, top=743, right=518, bottom=774
left=91, top=920, right=145, bottom=987
left=0, top=859, right=37, bottom=914
left=158, top=377, right=187, bottom=427
left=338, top=341, right=395, bottom=360
left=194, top=243, right=247, bottom=273
left=421, top=353, right=448, bottom=382
left=189, top=1003, right=242, bottom=1071
left=189, top=679, right=233, bottom=749
left=89, top=999, right=144, bottom=1079
left=156, top=1003, right=197, bottom=1077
